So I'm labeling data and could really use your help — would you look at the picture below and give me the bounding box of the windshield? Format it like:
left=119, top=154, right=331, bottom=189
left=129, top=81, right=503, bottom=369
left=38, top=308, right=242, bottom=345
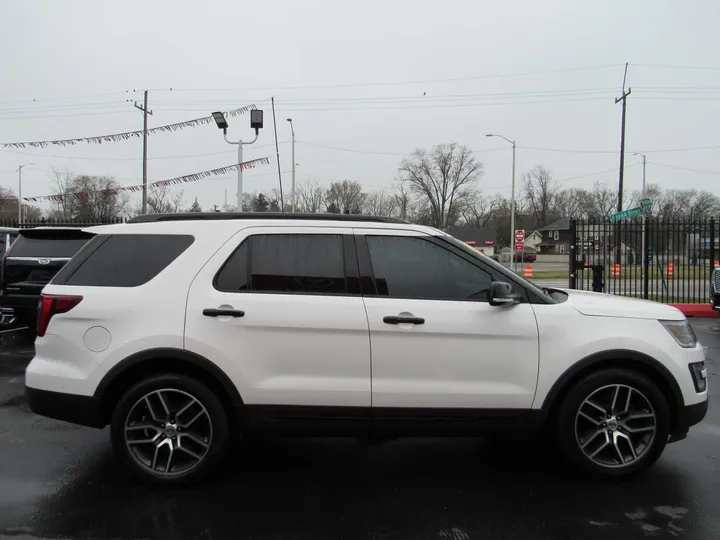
left=441, top=236, right=555, bottom=301
left=9, top=236, right=91, bottom=258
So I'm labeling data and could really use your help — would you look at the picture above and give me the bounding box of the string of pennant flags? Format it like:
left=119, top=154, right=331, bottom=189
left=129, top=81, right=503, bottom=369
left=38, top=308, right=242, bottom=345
left=1, top=104, right=256, bottom=149
left=0, top=157, right=270, bottom=205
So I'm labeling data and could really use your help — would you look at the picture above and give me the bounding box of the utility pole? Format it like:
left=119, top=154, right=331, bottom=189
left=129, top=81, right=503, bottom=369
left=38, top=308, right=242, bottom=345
left=614, top=63, right=631, bottom=264
left=134, top=90, right=153, bottom=215
left=287, top=118, right=296, bottom=212
left=17, top=163, right=33, bottom=224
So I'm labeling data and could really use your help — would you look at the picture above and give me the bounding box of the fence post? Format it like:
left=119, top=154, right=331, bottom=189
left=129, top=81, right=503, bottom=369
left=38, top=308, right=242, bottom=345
left=711, top=217, right=716, bottom=279
left=643, top=215, right=650, bottom=300
left=569, top=218, right=577, bottom=289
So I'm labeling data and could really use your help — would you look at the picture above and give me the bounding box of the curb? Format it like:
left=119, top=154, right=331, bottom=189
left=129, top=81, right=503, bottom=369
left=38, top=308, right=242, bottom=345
left=668, top=304, right=719, bottom=318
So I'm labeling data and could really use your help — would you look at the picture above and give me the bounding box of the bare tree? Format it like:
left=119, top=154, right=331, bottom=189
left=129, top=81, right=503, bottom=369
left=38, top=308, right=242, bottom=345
left=49, top=172, right=130, bottom=221
left=188, top=198, right=202, bottom=212
left=295, top=179, right=325, bottom=213
left=363, top=190, right=396, bottom=216
left=392, top=181, right=412, bottom=220
left=325, top=180, right=365, bottom=214
left=461, top=192, right=506, bottom=227
left=0, top=186, right=42, bottom=222
left=399, top=143, right=482, bottom=228
left=144, top=185, right=184, bottom=214
left=521, top=165, right=561, bottom=228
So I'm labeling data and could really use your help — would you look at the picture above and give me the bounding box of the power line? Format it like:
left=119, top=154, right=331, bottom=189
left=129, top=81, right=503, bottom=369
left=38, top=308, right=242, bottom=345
left=648, top=162, right=720, bottom=175
left=149, top=64, right=623, bottom=93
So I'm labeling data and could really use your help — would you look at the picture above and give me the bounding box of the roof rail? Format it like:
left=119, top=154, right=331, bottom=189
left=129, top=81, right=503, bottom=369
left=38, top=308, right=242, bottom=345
left=127, top=212, right=409, bottom=224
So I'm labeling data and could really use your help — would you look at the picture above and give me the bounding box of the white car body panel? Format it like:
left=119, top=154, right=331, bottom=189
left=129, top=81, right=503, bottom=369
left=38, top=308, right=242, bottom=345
left=184, top=225, right=372, bottom=407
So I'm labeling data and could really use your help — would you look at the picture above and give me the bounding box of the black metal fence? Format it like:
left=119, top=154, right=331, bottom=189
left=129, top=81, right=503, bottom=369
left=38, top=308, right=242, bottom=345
left=0, top=217, right=126, bottom=229
left=569, top=217, right=718, bottom=303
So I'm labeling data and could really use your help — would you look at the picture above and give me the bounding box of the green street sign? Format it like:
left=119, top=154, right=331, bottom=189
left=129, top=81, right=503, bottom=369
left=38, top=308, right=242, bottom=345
left=610, top=206, right=644, bottom=222
left=640, top=197, right=653, bottom=207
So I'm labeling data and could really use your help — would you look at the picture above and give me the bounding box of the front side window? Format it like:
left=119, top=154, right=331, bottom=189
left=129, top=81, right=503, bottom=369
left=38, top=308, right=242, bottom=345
left=215, top=234, right=347, bottom=294
left=366, top=235, right=492, bottom=301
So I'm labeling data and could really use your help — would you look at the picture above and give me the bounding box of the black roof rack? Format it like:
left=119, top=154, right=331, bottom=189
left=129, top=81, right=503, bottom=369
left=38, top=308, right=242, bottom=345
left=127, top=212, right=409, bottom=224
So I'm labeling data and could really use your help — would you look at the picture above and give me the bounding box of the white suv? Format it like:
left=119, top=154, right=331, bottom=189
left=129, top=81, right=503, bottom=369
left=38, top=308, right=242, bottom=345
left=25, top=213, right=708, bottom=484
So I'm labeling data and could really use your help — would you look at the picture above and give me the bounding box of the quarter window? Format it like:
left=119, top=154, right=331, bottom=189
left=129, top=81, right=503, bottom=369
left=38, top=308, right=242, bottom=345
left=215, top=234, right=347, bottom=294
left=366, top=236, right=492, bottom=301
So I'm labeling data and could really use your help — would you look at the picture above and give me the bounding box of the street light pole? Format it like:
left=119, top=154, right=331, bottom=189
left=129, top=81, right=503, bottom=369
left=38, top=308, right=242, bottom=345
left=486, top=134, right=517, bottom=272
left=212, top=110, right=264, bottom=212
left=17, top=163, right=34, bottom=224
left=287, top=118, right=296, bottom=212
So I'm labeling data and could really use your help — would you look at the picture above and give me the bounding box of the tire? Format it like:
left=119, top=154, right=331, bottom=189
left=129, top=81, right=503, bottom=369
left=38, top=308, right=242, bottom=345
left=110, top=373, right=230, bottom=485
left=555, top=368, right=670, bottom=479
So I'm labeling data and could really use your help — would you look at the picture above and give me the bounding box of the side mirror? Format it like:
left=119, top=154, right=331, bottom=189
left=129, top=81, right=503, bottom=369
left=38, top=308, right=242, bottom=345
left=489, top=281, right=521, bottom=306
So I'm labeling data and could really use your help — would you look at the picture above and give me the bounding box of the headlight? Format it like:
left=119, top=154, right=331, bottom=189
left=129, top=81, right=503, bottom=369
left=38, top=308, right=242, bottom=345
left=660, top=320, right=698, bottom=348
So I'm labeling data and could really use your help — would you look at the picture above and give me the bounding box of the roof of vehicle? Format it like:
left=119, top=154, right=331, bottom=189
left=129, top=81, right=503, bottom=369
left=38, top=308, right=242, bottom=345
left=87, top=214, right=447, bottom=238
left=0, top=226, right=19, bottom=233
left=18, top=227, right=95, bottom=239
left=128, top=212, right=408, bottom=224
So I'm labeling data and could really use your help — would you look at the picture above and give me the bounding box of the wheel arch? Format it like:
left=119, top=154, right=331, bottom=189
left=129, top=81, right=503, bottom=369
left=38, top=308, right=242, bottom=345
left=95, top=348, right=243, bottom=427
left=541, top=349, right=683, bottom=431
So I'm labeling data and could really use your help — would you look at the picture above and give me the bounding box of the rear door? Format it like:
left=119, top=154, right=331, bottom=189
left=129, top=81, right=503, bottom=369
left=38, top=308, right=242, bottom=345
left=2, top=229, right=93, bottom=296
left=185, top=226, right=372, bottom=422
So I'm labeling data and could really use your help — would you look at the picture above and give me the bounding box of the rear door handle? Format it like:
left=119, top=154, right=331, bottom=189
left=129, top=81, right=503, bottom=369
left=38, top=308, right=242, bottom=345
left=203, top=308, right=245, bottom=318
left=383, top=315, right=425, bottom=325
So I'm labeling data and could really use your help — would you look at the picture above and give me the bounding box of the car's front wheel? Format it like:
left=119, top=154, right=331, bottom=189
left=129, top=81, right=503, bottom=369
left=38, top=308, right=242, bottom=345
left=110, top=374, right=230, bottom=485
left=555, top=368, right=671, bottom=478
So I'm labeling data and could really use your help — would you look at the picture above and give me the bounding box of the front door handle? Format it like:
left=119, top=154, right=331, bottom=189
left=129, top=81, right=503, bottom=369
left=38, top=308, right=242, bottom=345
left=383, top=315, right=425, bottom=325
left=203, top=308, right=245, bottom=318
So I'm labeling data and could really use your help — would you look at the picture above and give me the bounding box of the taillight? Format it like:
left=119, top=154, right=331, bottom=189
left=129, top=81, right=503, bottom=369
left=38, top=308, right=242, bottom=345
left=37, top=294, right=83, bottom=337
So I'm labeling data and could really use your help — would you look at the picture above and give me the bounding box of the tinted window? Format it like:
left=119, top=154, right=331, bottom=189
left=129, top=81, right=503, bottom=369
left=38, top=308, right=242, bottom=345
left=58, top=234, right=194, bottom=287
left=9, top=236, right=90, bottom=258
left=215, top=240, right=249, bottom=291
left=366, top=236, right=492, bottom=301
left=216, top=234, right=346, bottom=294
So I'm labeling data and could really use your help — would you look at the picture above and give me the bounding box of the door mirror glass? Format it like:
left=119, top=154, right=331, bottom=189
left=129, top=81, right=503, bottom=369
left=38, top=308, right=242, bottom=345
left=489, top=281, right=520, bottom=306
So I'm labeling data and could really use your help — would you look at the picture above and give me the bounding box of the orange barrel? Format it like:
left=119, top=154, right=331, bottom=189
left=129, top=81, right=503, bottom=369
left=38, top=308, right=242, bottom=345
left=524, top=265, right=533, bottom=278
left=665, top=263, right=674, bottom=278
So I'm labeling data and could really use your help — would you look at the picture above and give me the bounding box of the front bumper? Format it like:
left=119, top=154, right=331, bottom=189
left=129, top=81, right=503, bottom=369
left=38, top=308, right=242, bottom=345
left=26, top=386, right=105, bottom=428
left=669, top=399, right=708, bottom=442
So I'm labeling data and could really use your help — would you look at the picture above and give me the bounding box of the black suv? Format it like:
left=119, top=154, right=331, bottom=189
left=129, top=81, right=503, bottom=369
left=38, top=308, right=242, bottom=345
left=0, top=227, right=94, bottom=340
left=712, top=266, right=720, bottom=312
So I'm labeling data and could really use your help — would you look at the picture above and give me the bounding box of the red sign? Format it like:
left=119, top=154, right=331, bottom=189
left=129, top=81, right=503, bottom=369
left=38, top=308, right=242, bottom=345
left=484, top=240, right=494, bottom=245
left=514, top=229, right=525, bottom=243
left=465, top=240, right=477, bottom=246
left=515, top=242, right=525, bottom=251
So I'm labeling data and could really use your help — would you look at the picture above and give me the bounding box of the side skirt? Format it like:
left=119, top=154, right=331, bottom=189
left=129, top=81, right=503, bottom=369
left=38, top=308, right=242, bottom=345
left=241, top=405, right=547, bottom=437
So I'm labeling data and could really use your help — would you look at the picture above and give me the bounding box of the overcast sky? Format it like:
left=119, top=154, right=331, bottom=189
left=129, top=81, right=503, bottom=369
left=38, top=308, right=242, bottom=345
left=1, top=0, right=719, bottom=212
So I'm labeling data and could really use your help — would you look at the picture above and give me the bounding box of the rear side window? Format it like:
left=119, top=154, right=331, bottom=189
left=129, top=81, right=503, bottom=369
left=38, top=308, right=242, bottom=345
left=9, top=236, right=90, bottom=258
left=215, top=234, right=346, bottom=294
left=54, top=234, right=194, bottom=287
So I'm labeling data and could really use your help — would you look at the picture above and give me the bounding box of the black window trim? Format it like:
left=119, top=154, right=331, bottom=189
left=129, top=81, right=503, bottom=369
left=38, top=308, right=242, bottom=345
left=357, top=233, right=551, bottom=304
left=213, top=232, right=361, bottom=297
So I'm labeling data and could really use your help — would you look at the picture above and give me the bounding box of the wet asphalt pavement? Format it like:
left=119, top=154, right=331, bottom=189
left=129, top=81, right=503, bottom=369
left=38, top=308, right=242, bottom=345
left=1, top=321, right=719, bottom=540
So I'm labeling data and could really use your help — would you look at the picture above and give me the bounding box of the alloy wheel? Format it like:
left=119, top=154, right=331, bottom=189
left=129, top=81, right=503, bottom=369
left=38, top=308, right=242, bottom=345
left=574, top=384, right=657, bottom=468
left=124, top=388, right=213, bottom=476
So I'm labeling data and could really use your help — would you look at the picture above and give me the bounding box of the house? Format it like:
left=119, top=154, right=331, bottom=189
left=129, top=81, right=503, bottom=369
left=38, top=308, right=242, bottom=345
left=524, top=230, right=543, bottom=250
left=445, top=226, right=498, bottom=258
left=537, top=217, right=571, bottom=254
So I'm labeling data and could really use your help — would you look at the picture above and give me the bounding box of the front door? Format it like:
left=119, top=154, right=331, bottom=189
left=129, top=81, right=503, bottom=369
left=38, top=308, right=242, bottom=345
left=185, top=226, right=371, bottom=416
left=355, top=229, right=540, bottom=413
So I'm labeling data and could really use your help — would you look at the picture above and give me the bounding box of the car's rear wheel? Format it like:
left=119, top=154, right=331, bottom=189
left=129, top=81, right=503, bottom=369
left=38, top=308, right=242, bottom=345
left=110, top=374, right=230, bottom=485
left=555, top=368, right=670, bottom=479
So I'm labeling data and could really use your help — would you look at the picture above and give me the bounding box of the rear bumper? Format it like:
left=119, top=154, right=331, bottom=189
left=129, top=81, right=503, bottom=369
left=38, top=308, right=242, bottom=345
left=669, top=399, right=708, bottom=442
left=0, top=293, right=39, bottom=325
left=26, top=386, right=105, bottom=428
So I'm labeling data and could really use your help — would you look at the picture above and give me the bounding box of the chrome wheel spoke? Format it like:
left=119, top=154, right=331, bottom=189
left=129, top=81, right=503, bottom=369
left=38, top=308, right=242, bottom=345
left=589, top=437, right=611, bottom=459
left=127, top=433, right=162, bottom=445
left=578, top=411, right=601, bottom=426
left=181, top=432, right=209, bottom=449
left=581, top=429, right=605, bottom=449
left=586, top=400, right=607, bottom=416
left=182, top=410, right=205, bottom=429
left=175, top=398, right=196, bottom=419
left=157, top=391, right=171, bottom=418
left=126, top=423, right=159, bottom=433
left=622, top=387, right=633, bottom=415
left=144, top=397, right=161, bottom=423
left=177, top=443, right=203, bottom=461
left=625, top=412, right=654, bottom=421
left=610, top=386, right=620, bottom=413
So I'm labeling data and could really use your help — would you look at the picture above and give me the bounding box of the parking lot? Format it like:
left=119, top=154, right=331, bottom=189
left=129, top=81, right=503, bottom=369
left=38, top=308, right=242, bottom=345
left=0, top=321, right=717, bottom=540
